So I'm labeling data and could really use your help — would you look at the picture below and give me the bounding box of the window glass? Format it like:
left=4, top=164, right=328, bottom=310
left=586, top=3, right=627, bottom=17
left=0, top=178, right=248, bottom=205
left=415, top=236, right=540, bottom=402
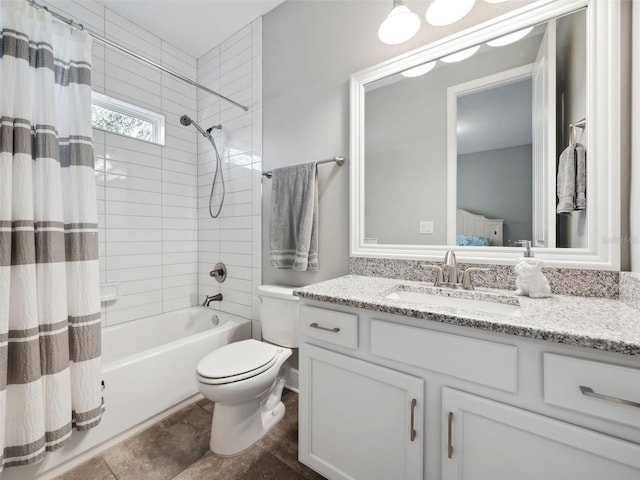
left=91, top=92, right=165, bottom=145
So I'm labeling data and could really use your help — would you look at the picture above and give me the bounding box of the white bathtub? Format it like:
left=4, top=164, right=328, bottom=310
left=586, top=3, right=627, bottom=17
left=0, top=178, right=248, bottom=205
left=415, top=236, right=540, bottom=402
left=99, top=307, right=251, bottom=438
left=7, top=306, right=251, bottom=480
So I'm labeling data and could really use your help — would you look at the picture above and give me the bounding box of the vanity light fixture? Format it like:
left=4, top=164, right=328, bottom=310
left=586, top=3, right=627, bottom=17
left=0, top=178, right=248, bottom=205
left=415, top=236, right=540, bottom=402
left=400, top=61, right=436, bottom=77
left=426, top=0, right=475, bottom=27
left=486, top=26, right=533, bottom=46
left=440, top=45, right=480, bottom=63
left=378, top=0, right=421, bottom=45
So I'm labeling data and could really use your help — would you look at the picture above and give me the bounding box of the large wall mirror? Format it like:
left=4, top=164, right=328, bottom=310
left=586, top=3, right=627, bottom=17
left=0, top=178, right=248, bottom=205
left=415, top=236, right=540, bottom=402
left=350, top=0, right=624, bottom=269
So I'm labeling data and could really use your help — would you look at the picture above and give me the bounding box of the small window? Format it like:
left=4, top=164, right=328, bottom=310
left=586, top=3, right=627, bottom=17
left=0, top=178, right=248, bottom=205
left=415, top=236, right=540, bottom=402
left=91, top=91, right=165, bottom=145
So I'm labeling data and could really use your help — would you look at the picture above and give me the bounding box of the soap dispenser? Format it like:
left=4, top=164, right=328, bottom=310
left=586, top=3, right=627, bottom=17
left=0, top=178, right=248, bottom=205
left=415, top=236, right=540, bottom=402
left=513, top=240, right=551, bottom=298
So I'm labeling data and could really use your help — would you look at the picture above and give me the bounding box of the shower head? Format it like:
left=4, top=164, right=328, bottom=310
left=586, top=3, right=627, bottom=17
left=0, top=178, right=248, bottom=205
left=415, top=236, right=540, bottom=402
left=179, top=114, right=222, bottom=138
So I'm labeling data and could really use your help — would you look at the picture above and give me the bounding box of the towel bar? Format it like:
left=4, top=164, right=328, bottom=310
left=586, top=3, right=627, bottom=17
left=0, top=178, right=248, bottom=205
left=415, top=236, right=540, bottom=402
left=568, top=118, right=586, bottom=145
left=262, top=156, right=345, bottom=179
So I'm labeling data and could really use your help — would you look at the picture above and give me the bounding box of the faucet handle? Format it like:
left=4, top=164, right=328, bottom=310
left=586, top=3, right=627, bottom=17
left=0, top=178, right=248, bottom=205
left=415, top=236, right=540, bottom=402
left=420, top=264, right=444, bottom=286
left=461, top=267, right=490, bottom=290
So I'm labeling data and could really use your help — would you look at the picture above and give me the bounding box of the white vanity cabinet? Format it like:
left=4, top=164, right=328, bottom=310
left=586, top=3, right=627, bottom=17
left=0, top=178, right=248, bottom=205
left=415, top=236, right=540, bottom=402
left=442, top=388, right=640, bottom=480
left=297, top=301, right=640, bottom=480
left=299, top=343, right=424, bottom=480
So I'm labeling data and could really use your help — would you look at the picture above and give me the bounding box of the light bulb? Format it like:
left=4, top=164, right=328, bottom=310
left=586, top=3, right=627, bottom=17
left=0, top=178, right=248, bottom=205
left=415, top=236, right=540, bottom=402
left=426, top=0, right=475, bottom=27
left=441, top=45, right=480, bottom=63
left=378, top=2, right=421, bottom=45
left=400, top=61, right=436, bottom=78
left=487, top=27, right=534, bottom=47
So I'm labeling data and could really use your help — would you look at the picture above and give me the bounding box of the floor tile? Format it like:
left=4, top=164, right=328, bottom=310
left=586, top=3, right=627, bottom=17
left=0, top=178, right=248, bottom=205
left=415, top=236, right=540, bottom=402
left=173, top=449, right=304, bottom=480
left=56, top=456, right=117, bottom=480
left=57, top=390, right=325, bottom=480
left=197, top=397, right=215, bottom=415
left=240, top=448, right=315, bottom=480
left=101, top=403, right=212, bottom=480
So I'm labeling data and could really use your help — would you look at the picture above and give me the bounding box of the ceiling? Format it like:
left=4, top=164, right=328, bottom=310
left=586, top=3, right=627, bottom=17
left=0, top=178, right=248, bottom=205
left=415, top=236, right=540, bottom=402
left=96, top=0, right=285, bottom=58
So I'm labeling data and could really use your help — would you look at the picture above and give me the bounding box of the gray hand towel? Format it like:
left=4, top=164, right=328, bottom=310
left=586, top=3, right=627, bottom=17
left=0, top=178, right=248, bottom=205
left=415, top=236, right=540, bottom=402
left=574, top=143, right=586, bottom=210
left=270, top=162, right=318, bottom=271
left=557, top=144, right=576, bottom=214
left=557, top=143, right=587, bottom=214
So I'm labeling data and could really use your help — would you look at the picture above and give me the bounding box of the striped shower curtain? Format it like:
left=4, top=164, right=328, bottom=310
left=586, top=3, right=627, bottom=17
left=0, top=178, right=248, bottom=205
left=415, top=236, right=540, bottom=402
left=0, top=0, right=103, bottom=471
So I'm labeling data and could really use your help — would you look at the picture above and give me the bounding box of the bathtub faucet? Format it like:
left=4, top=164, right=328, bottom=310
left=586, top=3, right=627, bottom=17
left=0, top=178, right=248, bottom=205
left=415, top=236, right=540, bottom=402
left=202, top=293, right=223, bottom=306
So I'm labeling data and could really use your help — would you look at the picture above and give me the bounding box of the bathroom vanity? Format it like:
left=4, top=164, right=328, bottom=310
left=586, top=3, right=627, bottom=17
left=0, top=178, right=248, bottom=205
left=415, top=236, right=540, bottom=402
left=295, top=275, right=640, bottom=480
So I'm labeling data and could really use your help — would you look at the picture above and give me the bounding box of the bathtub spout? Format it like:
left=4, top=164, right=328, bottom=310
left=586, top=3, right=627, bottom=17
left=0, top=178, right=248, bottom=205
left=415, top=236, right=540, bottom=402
left=202, top=293, right=223, bottom=306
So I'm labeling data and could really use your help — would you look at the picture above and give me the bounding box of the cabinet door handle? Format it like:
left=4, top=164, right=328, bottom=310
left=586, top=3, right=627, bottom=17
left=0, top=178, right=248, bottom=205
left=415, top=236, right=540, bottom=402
left=579, top=385, right=640, bottom=408
left=410, top=398, right=417, bottom=441
left=447, top=412, right=453, bottom=459
left=309, top=322, right=340, bottom=333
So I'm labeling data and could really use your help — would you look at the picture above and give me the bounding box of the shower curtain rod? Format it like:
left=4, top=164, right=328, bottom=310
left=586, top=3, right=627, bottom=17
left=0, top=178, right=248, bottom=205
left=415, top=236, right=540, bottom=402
left=27, top=0, right=249, bottom=112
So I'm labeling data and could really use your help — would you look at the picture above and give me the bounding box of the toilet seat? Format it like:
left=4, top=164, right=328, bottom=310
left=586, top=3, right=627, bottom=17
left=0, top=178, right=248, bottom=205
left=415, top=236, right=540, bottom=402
left=197, top=339, right=279, bottom=385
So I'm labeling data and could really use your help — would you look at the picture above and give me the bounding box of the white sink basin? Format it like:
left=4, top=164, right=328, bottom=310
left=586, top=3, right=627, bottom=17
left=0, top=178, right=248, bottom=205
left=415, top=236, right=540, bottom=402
left=384, top=290, right=522, bottom=317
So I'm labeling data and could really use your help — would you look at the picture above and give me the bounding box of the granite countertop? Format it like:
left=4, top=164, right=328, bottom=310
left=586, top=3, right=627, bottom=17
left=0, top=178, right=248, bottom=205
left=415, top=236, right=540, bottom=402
left=294, top=275, right=640, bottom=356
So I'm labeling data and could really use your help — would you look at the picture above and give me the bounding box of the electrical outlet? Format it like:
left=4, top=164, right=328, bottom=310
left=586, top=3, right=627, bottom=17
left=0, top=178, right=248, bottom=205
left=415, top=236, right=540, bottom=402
left=419, top=221, right=434, bottom=234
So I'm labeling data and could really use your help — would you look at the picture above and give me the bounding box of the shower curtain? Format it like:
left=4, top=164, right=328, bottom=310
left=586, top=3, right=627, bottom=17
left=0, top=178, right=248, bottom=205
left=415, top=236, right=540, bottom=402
left=0, top=0, right=103, bottom=471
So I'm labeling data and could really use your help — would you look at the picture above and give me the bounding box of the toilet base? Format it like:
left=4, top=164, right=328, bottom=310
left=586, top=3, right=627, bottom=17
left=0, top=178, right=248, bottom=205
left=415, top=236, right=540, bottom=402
left=201, top=347, right=291, bottom=456
left=210, top=397, right=286, bottom=456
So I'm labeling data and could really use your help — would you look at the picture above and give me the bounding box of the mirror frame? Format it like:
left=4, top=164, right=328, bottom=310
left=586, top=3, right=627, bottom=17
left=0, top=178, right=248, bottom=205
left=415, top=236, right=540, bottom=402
left=349, top=0, right=624, bottom=270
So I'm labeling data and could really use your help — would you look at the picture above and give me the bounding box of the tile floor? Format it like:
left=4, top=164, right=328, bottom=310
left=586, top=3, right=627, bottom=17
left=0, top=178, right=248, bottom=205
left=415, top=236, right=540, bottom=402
left=57, top=390, right=325, bottom=480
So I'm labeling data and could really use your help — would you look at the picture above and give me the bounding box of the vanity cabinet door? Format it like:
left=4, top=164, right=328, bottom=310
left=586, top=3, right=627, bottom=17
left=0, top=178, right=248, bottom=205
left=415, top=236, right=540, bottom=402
left=442, top=388, right=640, bottom=480
left=299, top=343, right=424, bottom=480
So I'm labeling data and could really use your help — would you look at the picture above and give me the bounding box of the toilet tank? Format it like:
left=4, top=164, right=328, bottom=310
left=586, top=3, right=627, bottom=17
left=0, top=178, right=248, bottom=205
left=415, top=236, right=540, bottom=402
left=257, top=285, right=299, bottom=348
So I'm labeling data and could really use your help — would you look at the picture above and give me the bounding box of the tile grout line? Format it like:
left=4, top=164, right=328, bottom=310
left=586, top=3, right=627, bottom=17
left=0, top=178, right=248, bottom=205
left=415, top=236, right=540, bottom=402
left=102, top=456, right=120, bottom=480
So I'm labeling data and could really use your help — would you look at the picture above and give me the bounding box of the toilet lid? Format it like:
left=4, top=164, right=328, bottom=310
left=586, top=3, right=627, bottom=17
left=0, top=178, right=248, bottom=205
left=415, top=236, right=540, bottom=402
left=197, top=339, right=278, bottom=382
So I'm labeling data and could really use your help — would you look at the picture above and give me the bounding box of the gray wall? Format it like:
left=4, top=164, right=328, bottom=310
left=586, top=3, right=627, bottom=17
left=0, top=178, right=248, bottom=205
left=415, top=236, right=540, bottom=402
left=262, top=0, right=542, bottom=286
left=556, top=9, right=587, bottom=248
left=458, top=145, right=533, bottom=245
left=364, top=74, right=448, bottom=245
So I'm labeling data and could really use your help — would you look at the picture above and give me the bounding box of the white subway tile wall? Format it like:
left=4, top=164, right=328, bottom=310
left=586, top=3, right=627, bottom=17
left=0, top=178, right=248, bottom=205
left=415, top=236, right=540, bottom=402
left=197, top=19, right=263, bottom=339
left=45, top=1, right=261, bottom=329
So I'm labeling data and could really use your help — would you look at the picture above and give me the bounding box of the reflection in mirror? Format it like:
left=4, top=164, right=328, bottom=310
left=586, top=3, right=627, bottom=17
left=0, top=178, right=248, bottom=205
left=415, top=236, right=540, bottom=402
left=454, top=71, right=533, bottom=248
left=363, top=9, right=586, bottom=249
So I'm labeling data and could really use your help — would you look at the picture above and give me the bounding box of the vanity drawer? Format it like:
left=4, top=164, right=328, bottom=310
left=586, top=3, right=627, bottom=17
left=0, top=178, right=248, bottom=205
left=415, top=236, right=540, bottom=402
left=370, top=320, right=517, bottom=392
left=544, top=354, right=640, bottom=428
left=300, top=306, right=358, bottom=349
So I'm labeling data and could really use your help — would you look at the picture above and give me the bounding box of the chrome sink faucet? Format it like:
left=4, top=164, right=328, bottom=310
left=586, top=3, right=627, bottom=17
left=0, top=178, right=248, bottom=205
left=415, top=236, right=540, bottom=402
left=419, top=250, right=458, bottom=286
left=202, top=293, right=223, bottom=306
left=420, top=250, right=489, bottom=290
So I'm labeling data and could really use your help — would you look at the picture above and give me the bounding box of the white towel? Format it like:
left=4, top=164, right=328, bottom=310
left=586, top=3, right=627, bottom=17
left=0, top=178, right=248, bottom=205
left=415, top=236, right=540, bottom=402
left=270, top=162, right=318, bottom=271
left=557, top=143, right=586, bottom=214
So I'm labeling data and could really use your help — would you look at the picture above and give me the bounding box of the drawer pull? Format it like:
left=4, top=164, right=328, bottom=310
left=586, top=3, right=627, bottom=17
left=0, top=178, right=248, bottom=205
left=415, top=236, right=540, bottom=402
left=447, top=412, right=453, bottom=458
left=579, top=385, right=640, bottom=409
left=309, top=322, right=340, bottom=333
left=410, top=398, right=417, bottom=441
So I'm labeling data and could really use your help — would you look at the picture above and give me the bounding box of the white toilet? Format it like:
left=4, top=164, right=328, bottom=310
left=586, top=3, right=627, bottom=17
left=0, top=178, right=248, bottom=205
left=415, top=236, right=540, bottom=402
left=196, top=285, right=299, bottom=456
